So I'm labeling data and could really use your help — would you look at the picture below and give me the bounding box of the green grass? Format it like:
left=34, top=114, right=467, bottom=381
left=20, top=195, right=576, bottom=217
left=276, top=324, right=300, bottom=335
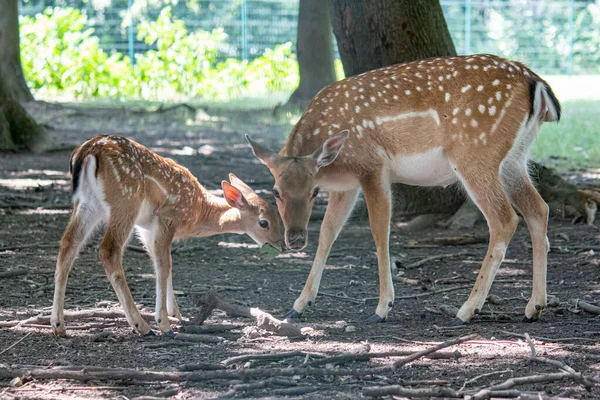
left=533, top=99, right=600, bottom=171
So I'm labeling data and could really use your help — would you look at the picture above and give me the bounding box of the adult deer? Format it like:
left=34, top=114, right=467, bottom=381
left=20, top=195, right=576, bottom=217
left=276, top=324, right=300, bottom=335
left=247, top=54, right=560, bottom=325
left=51, top=135, right=283, bottom=336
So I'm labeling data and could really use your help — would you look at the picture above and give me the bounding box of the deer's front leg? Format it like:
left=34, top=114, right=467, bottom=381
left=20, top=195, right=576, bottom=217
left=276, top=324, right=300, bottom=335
left=152, top=229, right=176, bottom=334
left=285, top=188, right=360, bottom=318
left=361, top=176, right=394, bottom=323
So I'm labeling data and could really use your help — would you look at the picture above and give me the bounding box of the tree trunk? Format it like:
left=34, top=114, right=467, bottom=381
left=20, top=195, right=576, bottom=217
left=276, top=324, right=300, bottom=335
left=0, top=69, right=48, bottom=152
left=329, top=0, right=456, bottom=77
left=285, top=0, right=337, bottom=110
left=0, top=0, right=34, bottom=102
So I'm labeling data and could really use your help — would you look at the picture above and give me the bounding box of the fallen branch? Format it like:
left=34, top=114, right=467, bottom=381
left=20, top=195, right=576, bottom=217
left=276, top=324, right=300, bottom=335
left=221, top=351, right=323, bottom=367
left=458, top=369, right=513, bottom=392
left=499, top=330, right=597, bottom=343
left=363, top=385, right=460, bottom=398
left=470, top=373, right=571, bottom=399
left=570, top=298, right=600, bottom=315
left=365, top=284, right=473, bottom=302
left=180, top=324, right=240, bottom=334
left=197, top=287, right=305, bottom=338
left=0, top=269, right=29, bottom=279
left=1, top=309, right=179, bottom=328
left=308, top=350, right=461, bottom=367
left=0, top=336, right=477, bottom=383
left=178, top=363, right=226, bottom=372
left=174, top=333, right=224, bottom=343
left=220, top=378, right=297, bottom=398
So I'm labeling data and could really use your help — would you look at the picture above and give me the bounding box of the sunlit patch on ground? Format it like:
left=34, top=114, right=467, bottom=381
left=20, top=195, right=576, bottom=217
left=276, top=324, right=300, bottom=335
left=217, top=241, right=259, bottom=249
left=18, top=209, right=71, bottom=215
left=0, top=179, right=69, bottom=190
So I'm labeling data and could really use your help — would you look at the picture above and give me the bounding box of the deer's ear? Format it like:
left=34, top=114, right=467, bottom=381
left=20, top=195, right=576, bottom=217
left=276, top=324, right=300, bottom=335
left=222, top=181, right=247, bottom=209
left=312, top=130, right=349, bottom=169
left=246, top=135, right=277, bottom=167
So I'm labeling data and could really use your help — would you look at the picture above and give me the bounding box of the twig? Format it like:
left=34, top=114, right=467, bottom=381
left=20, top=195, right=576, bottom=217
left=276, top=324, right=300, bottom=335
left=570, top=298, right=600, bottom=315
left=0, top=243, right=59, bottom=252
left=220, top=378, right=297, bottom=398
left=363, top=385, right=460, bottom=398
left=499, top=330, right=597, bottom=343
left=221, top=351, right=323, bottom=367
left=0, top=332, right=32, bottom=356
left=524, top=333, right=536, bottom=357
left=178, top=363, right=226, bottom=372
left=402, top=251, right=470, bottom=269
left=392, top=334, right=478, bottom=369
left=6, top=386, right=127, bottom=393
left=196, top=287, right=305, bottom=337
left=308, top=350, right=461, bottom=367
left=458, top=369, right=513, bottom=392
left=180, top=324, right=240, bottom=334
left=143, top=341, right=194, bottom=349
left=174, top=333, right=224, bottom=343
left=470, top=372, right=571, bottom=399
left=0, top=269, right=29, bottom=279
left=366, top=284, right=473, bottom=302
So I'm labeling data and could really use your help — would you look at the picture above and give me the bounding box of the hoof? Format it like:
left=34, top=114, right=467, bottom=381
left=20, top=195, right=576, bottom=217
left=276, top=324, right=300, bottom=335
left=449, top=317, right=466, bottom=327
left=143, top=329, right=157, bottom=337
left=283, top=309, right=302, bottom=319
left=522, top=316, right=538, bottom=323
left=164, top=330, right=177, bottom=338
left=365, top=314, right=386, bottom=324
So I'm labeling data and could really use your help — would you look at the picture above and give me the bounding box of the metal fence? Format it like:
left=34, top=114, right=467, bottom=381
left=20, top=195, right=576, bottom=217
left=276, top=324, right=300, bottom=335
left=18, top=0, right=600, bottom=75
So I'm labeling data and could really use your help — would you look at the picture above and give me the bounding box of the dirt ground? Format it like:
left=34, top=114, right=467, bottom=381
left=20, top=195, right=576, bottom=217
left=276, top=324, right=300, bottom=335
left=1, top=103, right=599, bottom=399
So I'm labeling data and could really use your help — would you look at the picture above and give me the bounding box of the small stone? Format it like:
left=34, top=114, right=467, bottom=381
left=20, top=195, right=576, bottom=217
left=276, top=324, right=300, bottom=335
left=335, top=320, right=347, bottom=327
left=345, top=325, right=356, bottom=333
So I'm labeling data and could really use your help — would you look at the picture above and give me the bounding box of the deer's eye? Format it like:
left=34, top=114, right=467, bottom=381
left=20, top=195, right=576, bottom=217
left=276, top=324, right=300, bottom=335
left=273, top=189, right=281, bottom=199
left=312, top=187, right=320, bottom=199
left=259, top=220, right=269, bottom=229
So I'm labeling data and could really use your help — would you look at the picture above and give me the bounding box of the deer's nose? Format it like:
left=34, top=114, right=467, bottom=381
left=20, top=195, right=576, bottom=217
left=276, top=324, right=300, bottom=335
left=287, top=229, right=306, bottom=250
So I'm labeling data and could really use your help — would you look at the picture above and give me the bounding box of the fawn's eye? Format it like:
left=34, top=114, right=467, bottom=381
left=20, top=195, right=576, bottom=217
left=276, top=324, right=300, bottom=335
left=259, top=220, right=269, bottom=229
left=273, top=189, right=281, bottom=199
left=312, top=187, right=320, bottom=199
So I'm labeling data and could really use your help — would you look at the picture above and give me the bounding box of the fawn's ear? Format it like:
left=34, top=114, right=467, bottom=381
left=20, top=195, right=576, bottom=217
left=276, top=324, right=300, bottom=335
left=246, top=135, right=277, bottom=167
left=311, top=130, right=349, bottom=169
left=222, top=181, right=247, bottom=209
left=228, top=173, right=255, bottom=198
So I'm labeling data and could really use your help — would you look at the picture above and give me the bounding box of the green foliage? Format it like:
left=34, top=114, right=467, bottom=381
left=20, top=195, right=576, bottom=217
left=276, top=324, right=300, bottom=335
left=20, top=7, right=133, bottom=98
left=20, top=6, right=299, bottom=100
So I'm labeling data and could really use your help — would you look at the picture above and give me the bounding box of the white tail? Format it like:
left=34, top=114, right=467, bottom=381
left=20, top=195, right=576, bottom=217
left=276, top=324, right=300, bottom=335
left=51, top=135, right=283, bottom=335
left=247, top=54, right=560, bottom=324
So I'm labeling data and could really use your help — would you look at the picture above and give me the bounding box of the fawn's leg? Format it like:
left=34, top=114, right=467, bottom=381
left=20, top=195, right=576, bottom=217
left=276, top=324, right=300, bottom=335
left=285, top=188, right=360, bottom=318
left=99, top=210, right=151, bottom=335
left=166, top=271, right=183, bottom=320
left=150, top=225, right=176, bottom=333
left=361, top=175, right=394, bottom=323
left=51, top=203, right=102, bottom=335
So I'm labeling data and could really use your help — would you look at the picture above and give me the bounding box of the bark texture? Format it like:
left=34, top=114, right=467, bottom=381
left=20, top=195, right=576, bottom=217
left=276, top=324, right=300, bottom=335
left=0, top=0, right=34, bottom=102
left=285, top=0, right=337, bottom=110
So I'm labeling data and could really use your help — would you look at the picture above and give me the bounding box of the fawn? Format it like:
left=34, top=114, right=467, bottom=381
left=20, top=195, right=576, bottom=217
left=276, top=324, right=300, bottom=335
left=247, top=54, right=560, bottom=325
left=51, top=135, right=283, bottom=335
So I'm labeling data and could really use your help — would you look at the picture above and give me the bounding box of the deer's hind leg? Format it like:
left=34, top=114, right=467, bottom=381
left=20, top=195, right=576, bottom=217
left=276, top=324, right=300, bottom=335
left=51, top=202, right=103, bottom=336
left=501, top=130, right=549, bottom=321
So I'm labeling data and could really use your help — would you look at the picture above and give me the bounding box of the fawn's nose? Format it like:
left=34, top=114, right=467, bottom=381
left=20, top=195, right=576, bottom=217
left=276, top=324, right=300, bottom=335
left=286, top=229, right=306, bottom=250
